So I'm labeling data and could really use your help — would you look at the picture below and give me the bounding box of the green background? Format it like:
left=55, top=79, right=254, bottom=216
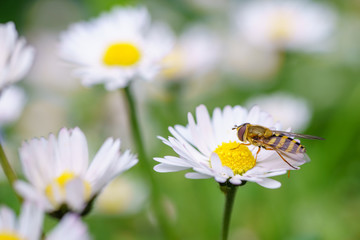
left=1, top=0, right=360, bottom=239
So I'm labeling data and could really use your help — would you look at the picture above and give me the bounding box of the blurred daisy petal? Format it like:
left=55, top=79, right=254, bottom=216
left=47, top=214, right=90, bottom=240
left=0, top=22, right=34, bottom=90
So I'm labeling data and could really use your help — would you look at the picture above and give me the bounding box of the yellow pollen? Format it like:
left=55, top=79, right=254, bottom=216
left=45, top=171, right=91, bottom=207
left=214, top=141, right=256, bottom=175
left=0, top=232, right=23, bottom=240
left=103, top=42, right=141, bottom=67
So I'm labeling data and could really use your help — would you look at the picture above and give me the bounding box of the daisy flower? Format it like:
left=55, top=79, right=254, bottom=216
left=0, top=22, right=35, bottom=91
left=0, top=202, right=43, bottom=240
left=0, top=86, right=26, bottom=127
left=154, top=105, right=309, bottom=188
left=234, top=0, right=336, bottom=51
left=59, top=6, right=174, bottom=90
left=161, top=24, right=221, bottom=80
left=15, top=127, right=138, bottom=218
left=0, top=202, right=90, bottom=240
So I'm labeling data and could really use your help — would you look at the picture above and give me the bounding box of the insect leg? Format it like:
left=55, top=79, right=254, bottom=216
left=275, top=151, right=298, bottom=170
left=231, top=143, right=251, bottom=150
left=264, top=146, right=298, bottom=170
left=255, top=147, right=261, bottom=162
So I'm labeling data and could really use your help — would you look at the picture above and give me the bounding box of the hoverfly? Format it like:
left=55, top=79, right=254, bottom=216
left=233, top=123, right=324, bottom=169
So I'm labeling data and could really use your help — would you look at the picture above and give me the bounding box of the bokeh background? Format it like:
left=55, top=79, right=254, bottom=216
left=1, top=0, right=360, bottom=239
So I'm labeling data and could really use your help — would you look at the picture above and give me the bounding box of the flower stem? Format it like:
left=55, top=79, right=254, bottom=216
left=221, top=183, right=240, bottom=240
left=0, top=143, right=17, bottom=185
left=123, top=85, right=178, bottom=239
left=0, top=142, right=22, bottom=202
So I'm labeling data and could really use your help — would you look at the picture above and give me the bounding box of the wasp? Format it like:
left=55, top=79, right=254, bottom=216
left=233, top=123, right=324, bottom=169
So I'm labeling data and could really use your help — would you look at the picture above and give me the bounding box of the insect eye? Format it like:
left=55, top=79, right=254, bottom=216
left=237, top=125, right=247, bottom=142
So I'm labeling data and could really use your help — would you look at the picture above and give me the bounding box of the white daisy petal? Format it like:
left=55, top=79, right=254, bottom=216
left=214, top=176, right=228, bottom=183
left=70, top=127, right=89, bottom=175
left=47, top=214, right=90, bottom=240
left=210, top=153, right=223, bottom=172
left=229, top=177, right=243, bottom=185
left=18, top=202, right=44, bottom=240
left=0, top=22, right=34, bottom=90
left=256, top=178, right=282, bottom=189
left=14, top=181, right=52, bottom=210
left=0, top=86, right=25, bottom=126
left=154, top=163, right=189, bottom=173
left=0, top=206, right=16, bottom=230
left=185, top=172, right=212, bottom=179
left=85, top=138, right=120, bottom=184
left=65, top=178, right=86, bottom=212
left=153, top=156, right=190, bottom=168
left=57, top=127, right=73, bottom=172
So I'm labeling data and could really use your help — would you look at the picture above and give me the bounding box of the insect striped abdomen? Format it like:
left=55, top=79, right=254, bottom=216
left=264, top=134, right=306, bottom=153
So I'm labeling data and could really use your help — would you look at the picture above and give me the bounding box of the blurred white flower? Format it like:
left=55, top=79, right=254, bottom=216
left=0, top=86, right=26, bottom=126
left=224, top=37, right=281, bottom=80
left=0, top=202, right=91, bottom=240
left=0, top=22, right=35, bottom=90
left=15, top=127, right=138, bottom=217
left=59, top=6, right=174, bottom=90
left=154, top=105, right=309, bottom=188
left=234, top=0, right=336, bottom=51
left=27, top=33, right=80, bottom=92
left=94, top=175, right=148, bottom=215
left=0, top=202, right=43, bottom=240
left=245, top=92, right=311, bottom=132
left=47, top=214, right=90, bottom=240
left=161, top=25, right=221, bottom=80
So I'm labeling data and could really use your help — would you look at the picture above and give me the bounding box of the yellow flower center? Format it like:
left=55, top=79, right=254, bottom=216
left=214, top=141, right=256, bottom=175
left=0, top=232, right=23, bottom=240
left=103, top=42, right=141, bottom=67
left=269, top=12, right=294, bottom=41
left=45, top=171, right=91, bottom=207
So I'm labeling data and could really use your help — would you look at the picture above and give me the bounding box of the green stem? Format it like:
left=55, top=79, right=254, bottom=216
left=123, top=85, right=178, bottom=240
left=221, top=183, right=239, bottom=240
left=0, top=142, right=22, bottom=202
left=0, top=143, right=17, bottom=185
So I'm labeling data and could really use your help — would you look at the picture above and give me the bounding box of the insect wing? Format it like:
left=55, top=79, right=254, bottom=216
left=272, top=130, right=325, bottom=140
left=275, top=148, right=310, bottom=163
left=261, top=141, right=310, bottom=169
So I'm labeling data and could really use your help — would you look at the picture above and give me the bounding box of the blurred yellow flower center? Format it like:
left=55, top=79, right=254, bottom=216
left=161, top=47, right=185, bottom=79
left=45, top=171, right=91, bottom=207
left=269, top=12, right=294, bottom=41
left=0, top=232, right=23, bottom=240
left=95, top=178, right=133, bottom=214
left=214, top=141, right=256, bottom=175
left=103, top=42, right=141, bottom=66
